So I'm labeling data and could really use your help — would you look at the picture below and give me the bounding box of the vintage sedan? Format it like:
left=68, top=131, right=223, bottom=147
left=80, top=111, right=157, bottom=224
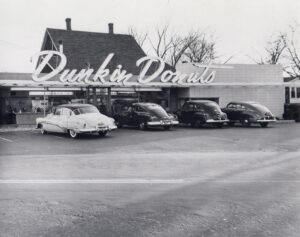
left=36, top=104, right=117, bottom=138
left=178, top=100, right=229, bottom=128
left=114, top=103, right=179, bottom=130
left=222, top=101, right=276, bottom=127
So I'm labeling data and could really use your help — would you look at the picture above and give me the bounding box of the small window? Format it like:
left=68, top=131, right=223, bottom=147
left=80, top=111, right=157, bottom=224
left=54, top=108, right=62, bottom=115
left=73, top=109, right=80, bottom=115
left=194, top=104, right=204, bottom=111
left=61, top=108, right=72, bottom=116
left=227, top=104, right=236, bottom=109
left=135, top=106, right=145, bottom=112
left=291, top=87, right=296, bottom=98
left=297, top=88, right=300, bottom=98
left=189, top=104, right=194, bottom=111
left=182, top=103, right=190, bottom=111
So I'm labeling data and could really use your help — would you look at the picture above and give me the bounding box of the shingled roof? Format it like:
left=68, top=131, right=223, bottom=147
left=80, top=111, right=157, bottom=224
left=40, top=27, right=173, bottom=76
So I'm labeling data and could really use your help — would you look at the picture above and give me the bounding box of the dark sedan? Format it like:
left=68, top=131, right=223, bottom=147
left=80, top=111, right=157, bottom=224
left=178, top=100, right=229, bottom=128
left=114, top=103, right=179, bottom=130
left=222, top=101, right=276, bottom=127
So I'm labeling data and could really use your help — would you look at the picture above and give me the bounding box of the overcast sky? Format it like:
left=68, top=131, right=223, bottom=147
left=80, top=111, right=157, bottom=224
left=0, top=0, right=299, bottom=72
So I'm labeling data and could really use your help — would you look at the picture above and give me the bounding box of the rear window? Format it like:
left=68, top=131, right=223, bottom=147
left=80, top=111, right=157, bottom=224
left=73, top=106, right=99, bottom=115
left=143, top=104, right=169, bottom=117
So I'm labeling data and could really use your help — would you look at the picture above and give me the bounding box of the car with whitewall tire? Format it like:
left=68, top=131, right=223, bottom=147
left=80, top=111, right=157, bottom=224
left=36, top=104, right=117, bottom=138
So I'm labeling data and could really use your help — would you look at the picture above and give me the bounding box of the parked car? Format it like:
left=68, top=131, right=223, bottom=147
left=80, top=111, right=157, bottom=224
left=36, top=104, right=117, bottom=138
left=178, top=100, right=229, bottom=128
left=283, top=103, right=300, bottom=122
left=114, top=102, right=179, bottom=130
left=222, top=101, right=276, bottom=127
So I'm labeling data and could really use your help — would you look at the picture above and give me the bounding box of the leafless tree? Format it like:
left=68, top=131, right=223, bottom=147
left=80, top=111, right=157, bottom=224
left=280, top=22, right=300, bottom=77
left=184, top=33, right=217, bottom=63
left=265, top=36, right=286, bottom=64
left=148, top=24, right=174, bottom=60
left=168, top=32, right=199, bottom=67
left=247, top=34, right=286, bottom=65
left=128, top=27, right=148, bottom=48
left=129, top=24, right=218, bottom=67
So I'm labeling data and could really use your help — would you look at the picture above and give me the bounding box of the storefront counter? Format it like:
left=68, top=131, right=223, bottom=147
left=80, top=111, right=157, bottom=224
left=15, top=112, right=44, bottom=125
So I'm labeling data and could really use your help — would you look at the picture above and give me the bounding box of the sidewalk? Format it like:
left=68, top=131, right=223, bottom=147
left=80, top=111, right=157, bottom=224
left=0, top=124, right=37, bottom=132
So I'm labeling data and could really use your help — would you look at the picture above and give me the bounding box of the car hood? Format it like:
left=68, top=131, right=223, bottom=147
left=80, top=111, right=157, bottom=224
left=76, top=113, right=114, bottom=126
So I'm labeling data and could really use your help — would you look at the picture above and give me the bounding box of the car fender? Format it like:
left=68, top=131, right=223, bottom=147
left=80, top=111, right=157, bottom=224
left=192, top=112, right=207, bottom=122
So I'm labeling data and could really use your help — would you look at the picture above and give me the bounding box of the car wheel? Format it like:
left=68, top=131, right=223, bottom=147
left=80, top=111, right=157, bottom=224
left=240, top=118, right=251, bottom=127
left=260, top=122, right=269, bottom=128
left=192, top=119, right=204, bottom=128
left=115, top=120, right=122, bottom=128
left=228, top=122, right=235, bottom=126
left=216, top=123, right=223, bottom=128
left=40, top=124, right=47, bottom=134
left=138, top=122, right=147, bottom=130
left=99, top=131, right=108, bottom=137
left=69, top=129, right=78, bottom=138
left=164, top=126, right=171, bottom=130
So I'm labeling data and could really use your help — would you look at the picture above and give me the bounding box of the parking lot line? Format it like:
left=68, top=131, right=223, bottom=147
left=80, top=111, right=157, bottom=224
left=0, top=136, right=13, bottom=142
left=0, top=179, right=185, bottom=184
left=0, top=179, right=299, bottom=184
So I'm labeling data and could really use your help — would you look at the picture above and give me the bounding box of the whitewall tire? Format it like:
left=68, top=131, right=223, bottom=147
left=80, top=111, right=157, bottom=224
left=69, top=129, right=78, bottom=138
left=40, top=125, right=46, bottom=134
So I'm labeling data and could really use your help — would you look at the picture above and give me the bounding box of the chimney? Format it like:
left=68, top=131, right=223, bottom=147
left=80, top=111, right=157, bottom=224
left=108, top=23, right=114, bottom=34
left=58, top=40, right=63, bottom=53
left=65, top=18, right=72, bottom=30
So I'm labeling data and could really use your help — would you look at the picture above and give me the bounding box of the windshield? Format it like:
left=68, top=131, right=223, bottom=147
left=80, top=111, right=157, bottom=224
left=142, top=104, right=169, bottom=118
left=203, top=102, right=222, bottom=113
left=73, top=106, right=100, bottom=115
left=249, top=103, right=271, bottom=113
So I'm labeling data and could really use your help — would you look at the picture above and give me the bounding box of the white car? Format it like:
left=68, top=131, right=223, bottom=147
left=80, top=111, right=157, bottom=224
left=36, top=104, right=117, bottom=138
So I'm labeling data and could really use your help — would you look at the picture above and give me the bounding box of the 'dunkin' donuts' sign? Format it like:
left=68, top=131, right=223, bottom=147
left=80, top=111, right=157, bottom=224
left=31, top=50, right=215, bottom=86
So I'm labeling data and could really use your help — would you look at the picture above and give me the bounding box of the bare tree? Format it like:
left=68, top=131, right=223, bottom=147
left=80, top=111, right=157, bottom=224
left=148, top=24, right=174, bottom=60
left=128, top=24, right=218, bottom=67
left=184, top=33, right=217, bottom=63
left=247, top=34, right=286, bottom=65
left=280, top=22, right=300, bottom=77
left=265, top=36, right=286, bottom=64
left=128, top=27, right=148, bottom=48
left=168, top=33, right=198, bottom=67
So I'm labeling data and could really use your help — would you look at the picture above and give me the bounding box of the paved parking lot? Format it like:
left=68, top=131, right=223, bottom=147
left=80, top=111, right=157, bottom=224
left=0, top=123, right=300, bottom=237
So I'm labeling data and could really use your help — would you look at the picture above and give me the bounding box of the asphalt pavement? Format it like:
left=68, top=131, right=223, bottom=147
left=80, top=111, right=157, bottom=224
left=0, top=123, right=299, bottom=237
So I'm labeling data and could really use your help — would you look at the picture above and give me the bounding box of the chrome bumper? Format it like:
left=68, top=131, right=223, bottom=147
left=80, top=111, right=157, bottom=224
left=78, top=125, right=117, bottom=133
left=147, top=120, right=179, bottom=126
left=206, top=119, right=229, bottom=123
left=256, top=119, right=276, bottom=123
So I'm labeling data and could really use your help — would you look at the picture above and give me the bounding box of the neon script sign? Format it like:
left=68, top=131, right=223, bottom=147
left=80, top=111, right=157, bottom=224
left=31, top=50, right=215, bottom=86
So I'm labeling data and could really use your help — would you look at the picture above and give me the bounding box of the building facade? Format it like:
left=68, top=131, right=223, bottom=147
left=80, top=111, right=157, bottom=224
left=0, top=19, right=285, bottom=124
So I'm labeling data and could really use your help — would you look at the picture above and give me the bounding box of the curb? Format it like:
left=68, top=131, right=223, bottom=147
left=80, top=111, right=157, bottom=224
left=0, top=125, right=37, bottom=133
left=275, top=120, right=296, bottom=124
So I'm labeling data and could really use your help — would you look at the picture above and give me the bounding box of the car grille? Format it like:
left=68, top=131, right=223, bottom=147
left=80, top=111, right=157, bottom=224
left=213, top=114, right=226, bottom=120
left=264, top=112, right=274, bottom=120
